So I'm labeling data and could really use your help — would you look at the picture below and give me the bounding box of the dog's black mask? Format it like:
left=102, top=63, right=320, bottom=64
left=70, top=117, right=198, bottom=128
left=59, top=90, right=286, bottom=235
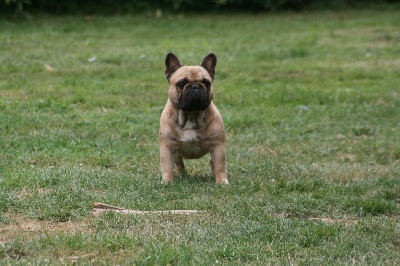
left=179, top=83, right=210, bottom=112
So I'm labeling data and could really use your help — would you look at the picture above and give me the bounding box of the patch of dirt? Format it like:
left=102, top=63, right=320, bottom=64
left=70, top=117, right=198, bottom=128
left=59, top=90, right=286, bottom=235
left=17, top=188, right=53, bottom=200
left=276, top=212, right=358, bottom=225
left=309, top=217, right=358, bottom=225
left=0, top=213, right=91, bottom=244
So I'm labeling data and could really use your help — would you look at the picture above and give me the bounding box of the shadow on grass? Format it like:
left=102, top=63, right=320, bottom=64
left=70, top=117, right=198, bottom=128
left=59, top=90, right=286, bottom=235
left=173, top=173, right=215, bottom=184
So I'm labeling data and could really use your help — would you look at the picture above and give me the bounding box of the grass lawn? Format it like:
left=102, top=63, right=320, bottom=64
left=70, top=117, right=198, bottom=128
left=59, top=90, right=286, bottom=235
left=1, top=9, right=400, bottom=264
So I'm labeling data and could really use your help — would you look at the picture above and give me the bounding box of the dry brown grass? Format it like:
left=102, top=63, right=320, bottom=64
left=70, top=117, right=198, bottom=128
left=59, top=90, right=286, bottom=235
left=0, top=213, right=91, bottom=244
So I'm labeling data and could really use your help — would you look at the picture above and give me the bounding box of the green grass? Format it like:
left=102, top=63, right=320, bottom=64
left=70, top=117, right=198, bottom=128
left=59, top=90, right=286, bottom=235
left=1, top=9, right=400, bottom=264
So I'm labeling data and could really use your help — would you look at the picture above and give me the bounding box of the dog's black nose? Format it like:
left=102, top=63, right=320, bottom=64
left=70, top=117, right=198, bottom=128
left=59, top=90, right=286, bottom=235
left=190, top=84, right=201, bottom=91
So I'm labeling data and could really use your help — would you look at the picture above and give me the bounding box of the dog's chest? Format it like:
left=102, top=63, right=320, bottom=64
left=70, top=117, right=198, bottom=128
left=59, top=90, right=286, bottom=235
left=177, top=127, right=209, bottom=159
left=179, top=121, right=201, bottom=142
left=179, top=129, right=199, bottom=142
left=176, top=112, right=201, bottom=141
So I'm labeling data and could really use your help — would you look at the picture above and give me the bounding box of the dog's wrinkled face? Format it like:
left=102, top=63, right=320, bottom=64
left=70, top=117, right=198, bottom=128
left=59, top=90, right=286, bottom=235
left=165, top=53, right=216, bottom=112
left=176, top=74, right=211, bottom=112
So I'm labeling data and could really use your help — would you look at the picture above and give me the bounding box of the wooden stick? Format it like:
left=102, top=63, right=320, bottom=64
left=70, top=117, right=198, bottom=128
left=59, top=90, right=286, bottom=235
left=92, top=202, right=201, bottom=215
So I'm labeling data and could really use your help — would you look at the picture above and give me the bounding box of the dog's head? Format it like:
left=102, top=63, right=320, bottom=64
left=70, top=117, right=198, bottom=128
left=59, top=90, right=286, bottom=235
left=165, top=53, right=217, bottom=112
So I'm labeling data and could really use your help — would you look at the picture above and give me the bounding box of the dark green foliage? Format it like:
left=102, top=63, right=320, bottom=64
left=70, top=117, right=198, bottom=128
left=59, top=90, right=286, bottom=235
left=1, top=0, right=400, bottom=14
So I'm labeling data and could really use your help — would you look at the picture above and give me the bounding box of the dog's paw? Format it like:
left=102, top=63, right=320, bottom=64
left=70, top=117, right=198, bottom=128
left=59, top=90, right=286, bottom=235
left=216, top=178, right=229, bottom=185
left=161, top=178, right=174, bottom=184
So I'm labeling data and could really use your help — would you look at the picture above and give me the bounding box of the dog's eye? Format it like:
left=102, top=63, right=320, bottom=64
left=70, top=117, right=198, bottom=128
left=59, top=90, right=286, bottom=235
left=176, top=81, right=186, bottom=89
left=202, top=79, right=211, bottom=89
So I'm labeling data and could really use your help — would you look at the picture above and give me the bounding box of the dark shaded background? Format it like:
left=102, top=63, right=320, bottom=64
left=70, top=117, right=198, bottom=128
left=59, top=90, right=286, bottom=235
left=2, top=0, right=400, bottom=14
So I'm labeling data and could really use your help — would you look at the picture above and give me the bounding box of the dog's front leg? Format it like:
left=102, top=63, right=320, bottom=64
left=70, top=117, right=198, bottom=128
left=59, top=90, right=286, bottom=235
left=160, top=142, right=174, bottom=183
left=211, top=144, right=229, bottom=185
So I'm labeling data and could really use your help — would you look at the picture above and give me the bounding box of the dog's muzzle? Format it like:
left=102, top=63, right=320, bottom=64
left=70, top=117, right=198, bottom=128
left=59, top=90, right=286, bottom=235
left=179, top=83, right=210, bottom=112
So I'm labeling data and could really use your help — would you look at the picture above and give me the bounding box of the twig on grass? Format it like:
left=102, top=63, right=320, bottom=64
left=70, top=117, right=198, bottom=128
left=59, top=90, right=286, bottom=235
left=91, top=202, right=202, bottom=215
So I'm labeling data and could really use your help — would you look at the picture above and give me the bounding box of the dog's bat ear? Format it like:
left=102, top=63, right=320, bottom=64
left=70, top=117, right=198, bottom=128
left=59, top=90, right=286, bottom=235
left=165, top=53, right=181, bottom=79
left=200, top=53, right=217, bottom=79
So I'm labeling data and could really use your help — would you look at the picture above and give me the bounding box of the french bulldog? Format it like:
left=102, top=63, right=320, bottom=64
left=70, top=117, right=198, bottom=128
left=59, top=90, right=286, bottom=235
left=159, top=53, right=228, bottom=184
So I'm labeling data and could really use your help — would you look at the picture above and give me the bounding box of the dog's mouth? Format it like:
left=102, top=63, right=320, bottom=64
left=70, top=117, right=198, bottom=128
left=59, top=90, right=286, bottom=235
left=179, top=83, right=210, bottom=112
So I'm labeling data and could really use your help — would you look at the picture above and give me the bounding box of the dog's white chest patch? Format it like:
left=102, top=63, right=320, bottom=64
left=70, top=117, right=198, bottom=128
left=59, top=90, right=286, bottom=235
left=180, top=129, right=198, bottom=142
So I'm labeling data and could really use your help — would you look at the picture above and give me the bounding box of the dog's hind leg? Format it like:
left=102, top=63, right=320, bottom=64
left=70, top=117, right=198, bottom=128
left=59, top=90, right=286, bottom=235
left=174, top=154, right=185, bottom=174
